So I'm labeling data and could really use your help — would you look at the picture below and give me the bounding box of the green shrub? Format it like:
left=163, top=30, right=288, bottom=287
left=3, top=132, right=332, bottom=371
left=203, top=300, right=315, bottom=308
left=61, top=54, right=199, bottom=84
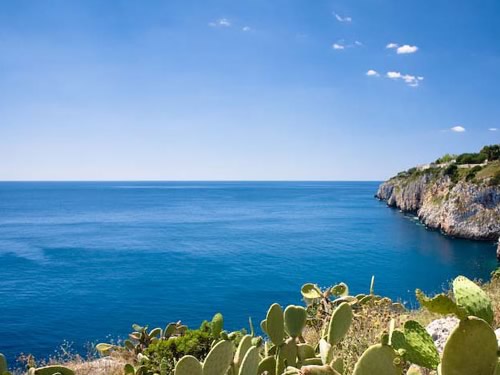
left=456, top=152, right=487, bottom=165
left=465, top=166, right=483, bottom=182
left=143, top=322, right=214, bottom=374
left=444, top=164, right=459, bottom=183
left=480, top=145, right=500, bottom=161
left=489, top=170, right=500, bottom=186
left=435, top=153, right=456, bottom=164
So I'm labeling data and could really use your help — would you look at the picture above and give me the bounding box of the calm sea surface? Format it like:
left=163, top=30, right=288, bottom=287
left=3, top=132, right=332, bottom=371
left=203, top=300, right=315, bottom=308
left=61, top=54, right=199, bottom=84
left=0, top=181, right=497, bottom=361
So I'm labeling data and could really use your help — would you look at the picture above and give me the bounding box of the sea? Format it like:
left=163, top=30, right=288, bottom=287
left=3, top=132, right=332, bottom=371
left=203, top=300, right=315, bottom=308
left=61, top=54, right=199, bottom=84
left=0, top=181, right=497, bottom=362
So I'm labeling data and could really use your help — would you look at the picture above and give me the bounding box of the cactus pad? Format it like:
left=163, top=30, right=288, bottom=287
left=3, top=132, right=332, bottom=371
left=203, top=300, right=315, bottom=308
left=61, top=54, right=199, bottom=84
left=353, top=344, right=401, bottom=375
left=234, top=335, right=253, bottom=370
left=284, top=305, right=307, bottom=338
left=330, top=283, right=349, bottom=297
left=266, top=303, right=285, bottom=346
left=301, top=284, right=322, bottom=299
left=452, top=276, right=493, bottom=324
left=211, top=313, right=224, bottom=338
left=415, top=290, right=464, bottom=317
left=297, top=344, right=316, bottom=361
left=441, top=316, right=497, bottom=375
left=327, top=302, right=353, bottom=345
left=175, top=355, right=202, bottom=375
left=238, top=346, right=260, bottom=375
left=257, top=356, right=276, bottom=375
left=0, top=354, right=7, bottom=374
left=203, top=340, right=234, bottom=375
left=33, top=366, right=75, bottom=375
left=391, top=321, right=440, bottom=369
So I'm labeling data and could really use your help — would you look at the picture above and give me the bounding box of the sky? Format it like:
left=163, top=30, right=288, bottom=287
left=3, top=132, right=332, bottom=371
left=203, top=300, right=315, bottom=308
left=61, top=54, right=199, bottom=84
left=0, top=0, right=499, bottom=181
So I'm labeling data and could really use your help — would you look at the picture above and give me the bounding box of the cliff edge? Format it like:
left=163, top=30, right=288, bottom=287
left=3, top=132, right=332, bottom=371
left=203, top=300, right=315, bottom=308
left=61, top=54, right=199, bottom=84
left=376, top=145, right=500, bottom=241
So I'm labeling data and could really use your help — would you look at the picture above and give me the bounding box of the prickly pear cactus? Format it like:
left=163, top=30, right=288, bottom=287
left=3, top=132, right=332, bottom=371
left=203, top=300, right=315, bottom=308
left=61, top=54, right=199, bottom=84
left=440, top=316, right=497, bottom=375
left=33, top=366, right=75, bottom=375
left=174, top=355, right=203, bottom=375
left=452, top=276, right=494, bottom=324
left=327, top=302, right=353, bottom=345
left=266, top=303, right=285, bottom=346
left=301, top=284, right=323, bottom=299
left=211, top=313, right=224, bottom=338
left=391, top=320, right=440, bottom=369
left=257, top=356, right=276, bottom=375
left=0, top=354, right=7, bottom=374
left=352, top=344, right=402, bottom=375
left=281, top=337, right=298, bottom=368
left=234, top=335, right=253, bottom=372
left=330, top=282, right=349, bottom=297
left=415, top=290, right=464, bottom=317
left=297, top=343, right=316, bottom=362
left=238, top=346, right=260, bottom=375
left=284, top=305, right=307, bottom=338
left=319, top=339, right=333, bottom=365
left=203, top=340, right=234, bottom=375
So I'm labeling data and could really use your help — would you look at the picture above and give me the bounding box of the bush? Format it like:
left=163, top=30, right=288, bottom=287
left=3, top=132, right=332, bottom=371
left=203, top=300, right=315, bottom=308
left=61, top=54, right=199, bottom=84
left=143, top=322, right=214, bottom=374
left=489, top=170, right=500, bottom=186
left=435, top=153, right=456, bottom=164
left=444, top=164, right=459, bottom=182
left=465, top=166, right=483, bottom=182
left=480, top=145, right=500, bottom=161
left=456, top=152, right=487, bottom=165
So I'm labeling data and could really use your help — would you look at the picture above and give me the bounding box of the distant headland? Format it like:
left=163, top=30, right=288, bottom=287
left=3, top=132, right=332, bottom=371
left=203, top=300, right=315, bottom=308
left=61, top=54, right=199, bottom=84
left=376, top=145, right=500, bottom=247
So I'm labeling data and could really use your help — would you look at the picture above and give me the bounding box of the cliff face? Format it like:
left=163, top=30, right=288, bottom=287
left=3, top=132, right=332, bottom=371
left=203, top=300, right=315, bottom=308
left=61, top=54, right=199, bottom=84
left=376, top=174, right=500, bottom=241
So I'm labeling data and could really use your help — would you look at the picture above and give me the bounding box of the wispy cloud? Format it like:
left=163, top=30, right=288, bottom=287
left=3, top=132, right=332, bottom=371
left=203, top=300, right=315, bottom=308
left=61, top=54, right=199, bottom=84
left=489, top=128, right=498, bottom=131
left=366, top=69, right=380, bottom=77
left=334, top=13, right=352, bottom=23
left=450, top=126, right=466, bottom=132
left=332, top=40, right=363, bottom=51
left=209, top=18, right=231, bottom=28
left=397, top=45, right=418, bottom=54
left=242, top=26, right=252, bottom=32
left=386, top=71, right=424, bottom=87
left=386, top=43, right=399, bottom=49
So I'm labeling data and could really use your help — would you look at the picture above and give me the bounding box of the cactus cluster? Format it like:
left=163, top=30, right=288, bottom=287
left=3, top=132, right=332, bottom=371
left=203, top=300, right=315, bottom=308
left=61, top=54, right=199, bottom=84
left=416, top=275, right=498, bottom=375
left=5, top=274, right=500, bottom=375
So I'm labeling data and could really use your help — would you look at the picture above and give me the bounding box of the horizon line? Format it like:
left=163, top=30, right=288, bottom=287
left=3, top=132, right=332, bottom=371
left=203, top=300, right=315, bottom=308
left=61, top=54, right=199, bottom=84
left=0, top=179, right=384, bottom=183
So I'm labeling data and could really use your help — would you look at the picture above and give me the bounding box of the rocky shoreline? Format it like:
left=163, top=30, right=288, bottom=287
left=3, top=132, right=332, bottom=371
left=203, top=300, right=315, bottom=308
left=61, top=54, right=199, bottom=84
left=375, top=173, right=500, bottom=243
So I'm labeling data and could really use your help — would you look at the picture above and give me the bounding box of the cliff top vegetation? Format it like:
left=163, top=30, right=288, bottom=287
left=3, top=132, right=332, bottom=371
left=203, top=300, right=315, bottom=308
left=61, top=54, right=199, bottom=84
left=394, top=144, right=500, bottom=186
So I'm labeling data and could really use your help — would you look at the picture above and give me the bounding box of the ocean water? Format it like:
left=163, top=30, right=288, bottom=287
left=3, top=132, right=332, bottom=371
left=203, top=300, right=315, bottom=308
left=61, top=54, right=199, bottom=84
left=0, top=181, right=497, bottom=362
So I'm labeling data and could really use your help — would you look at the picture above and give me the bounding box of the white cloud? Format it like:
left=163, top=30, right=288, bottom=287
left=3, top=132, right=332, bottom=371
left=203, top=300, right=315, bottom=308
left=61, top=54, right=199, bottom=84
left=332, top=40, right=362, bottom=50
left=387, top=71, right=402, bottom=79
left=386, top=43, right=399, bottom=49
left=242, top=26, right=252, bottom=32
left=209, top=18, right=231, bottom=27
left=334, top=13, right=352, bottom=23
left=451, top=126, right=466, bottom=132
left=386, top=71, right=424, bottom=87
left=397, top=44, right=418, bottom=54
left=366, top=69, right=380, bottom=77
left=489, top=128, right=498, bottom=131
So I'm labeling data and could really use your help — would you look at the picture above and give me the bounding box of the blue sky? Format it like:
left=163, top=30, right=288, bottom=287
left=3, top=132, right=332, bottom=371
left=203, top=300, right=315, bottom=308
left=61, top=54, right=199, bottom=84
left=0, top=0, right=499, bottom=180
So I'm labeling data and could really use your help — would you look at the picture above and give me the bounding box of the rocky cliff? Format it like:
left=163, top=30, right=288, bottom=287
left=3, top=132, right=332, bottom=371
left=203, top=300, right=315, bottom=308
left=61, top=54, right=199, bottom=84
left=376, top=170, right=500, bottom=241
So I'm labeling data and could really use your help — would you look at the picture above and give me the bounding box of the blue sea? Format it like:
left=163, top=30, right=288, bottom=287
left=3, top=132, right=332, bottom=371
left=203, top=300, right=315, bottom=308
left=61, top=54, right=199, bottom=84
left=0, top=182, right=497, bottom=362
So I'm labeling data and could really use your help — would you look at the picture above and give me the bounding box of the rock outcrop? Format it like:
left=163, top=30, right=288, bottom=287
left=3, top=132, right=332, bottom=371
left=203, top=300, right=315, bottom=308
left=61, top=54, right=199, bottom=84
left=376, top=171, right=500, bottom=241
